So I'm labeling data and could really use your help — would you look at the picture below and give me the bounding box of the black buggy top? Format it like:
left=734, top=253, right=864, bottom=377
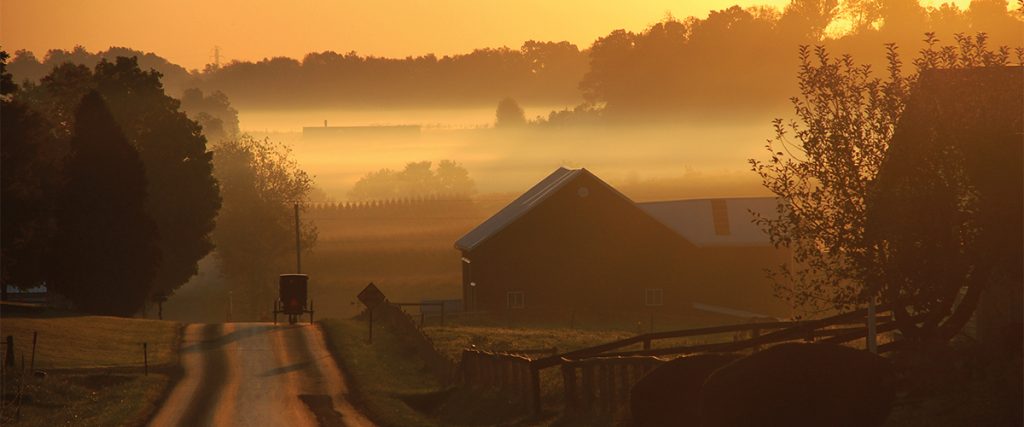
left=276, top=274, right=313, bottom=324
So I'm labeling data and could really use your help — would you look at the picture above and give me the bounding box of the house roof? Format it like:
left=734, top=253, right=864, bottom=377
left=455, top=167, right=583, bottom=251
left=456, top=167, right=779, bottom=251
left=637, top=197, right=778, bottom=247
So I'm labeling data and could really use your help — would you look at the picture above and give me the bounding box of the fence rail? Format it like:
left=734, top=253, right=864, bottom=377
left=456, top=301, right=918, bottom=416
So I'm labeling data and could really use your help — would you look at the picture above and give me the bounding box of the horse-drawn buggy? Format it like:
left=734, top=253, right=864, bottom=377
left=274, top=273, right=314, bottom=324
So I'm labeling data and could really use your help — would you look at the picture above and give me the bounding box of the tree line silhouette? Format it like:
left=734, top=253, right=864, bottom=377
left=558, top=0, right=1022, bottom=123
left=7, top=42, right=587, bottom=109
left=6, top=1, right=1019, bottom=121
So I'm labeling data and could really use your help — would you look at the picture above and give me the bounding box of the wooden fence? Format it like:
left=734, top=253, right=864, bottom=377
left=561, top=355, right=667, bottom=416
left=459, top=349, right=538, bottom=409
left=456, top=301, right=919, bottom=416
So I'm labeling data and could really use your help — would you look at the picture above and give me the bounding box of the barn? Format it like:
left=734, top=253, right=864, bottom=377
left=454, top=167, right=790, bottom=319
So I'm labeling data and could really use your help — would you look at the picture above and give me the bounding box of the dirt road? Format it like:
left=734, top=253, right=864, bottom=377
left=150, top=323, right=374, bottom=427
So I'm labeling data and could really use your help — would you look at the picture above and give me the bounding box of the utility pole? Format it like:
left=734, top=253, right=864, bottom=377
left=213, top=46, right=221, bottom=68
left=294, top=202, right=301, bottom=274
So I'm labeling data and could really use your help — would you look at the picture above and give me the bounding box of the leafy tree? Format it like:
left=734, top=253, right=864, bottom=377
left=179, top=87, right=240, bottom=142
left=495, top=97, right=526, bottom=127
left=751, top=35, right=1018, bottom=341
left=436, top=160, right=477, bottom=196
left=8, top=45, right=196, bottom=96
left=750, top=44, right=908, bottom=314
left=49, top=91, right=160, bottom=315
left=21, top=57, right=221, bottom=304
left=779, top=0, right=840, bottom=40
left=212, top=135, right=316, bottom=319
left=1, top=50, right=57, bottom=296
left=349, top=160, right=476, bottom=201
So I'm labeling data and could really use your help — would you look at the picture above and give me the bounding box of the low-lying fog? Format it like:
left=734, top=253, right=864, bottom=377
left=241, top=106, right=777, bottom=201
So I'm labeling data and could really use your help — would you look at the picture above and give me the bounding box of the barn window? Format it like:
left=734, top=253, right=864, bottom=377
left=644, top=288, right=664, bottom=306
left=507, top=291, right=525, bottom=309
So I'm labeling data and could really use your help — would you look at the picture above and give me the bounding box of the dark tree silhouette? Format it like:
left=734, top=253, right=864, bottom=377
left=495, top=97, right=527, bottom=127
left=49, top=91, right=160, bottom=316
left=7, top=43, right=588, bottom=110
left=1, top=50, right=56, bottom=296
left=868, top=35, right=1022, bottom=344
left=179, top=87, right=240, bottom=142
left=349, top=160, right=476, bottom=201
left=22, top=57, right=222, bottom=305
left=7, top=2, right=1019, bottom=119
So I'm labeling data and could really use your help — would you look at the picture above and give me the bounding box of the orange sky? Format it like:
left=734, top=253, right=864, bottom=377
left=2, top=0, right=972, bottom=70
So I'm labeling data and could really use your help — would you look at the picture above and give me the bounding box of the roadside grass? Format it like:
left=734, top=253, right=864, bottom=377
left=0, top=314, right=181, bottom=426
left=319, top=318, right=445, bottom=427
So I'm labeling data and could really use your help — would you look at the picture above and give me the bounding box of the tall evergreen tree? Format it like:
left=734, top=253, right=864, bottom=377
left=49, top=91, right=160, bottom=315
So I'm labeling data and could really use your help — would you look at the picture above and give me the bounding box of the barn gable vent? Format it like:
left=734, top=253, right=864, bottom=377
left=711, top=199, right=730, bottom=235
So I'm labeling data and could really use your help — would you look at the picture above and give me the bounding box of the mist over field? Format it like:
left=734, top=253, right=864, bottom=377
left=242, top=107, right=774, bottom=200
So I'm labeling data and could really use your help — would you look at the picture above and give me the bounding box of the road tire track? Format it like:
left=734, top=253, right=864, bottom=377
left=178, top=323, right=230, bottom=426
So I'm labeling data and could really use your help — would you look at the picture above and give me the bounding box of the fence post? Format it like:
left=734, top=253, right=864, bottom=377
left=602, top=360, right=610, bottom=413
left=529, top=364, right=542, bottom=416
left=620, top=360, right=631, bottom=413
left=499, top=357, right=508, bottom=391
left=5, top=335, right=14, bottom=368
left=581, top=363, right=595, bottom=413
left=30, top=332, right=37, bottom=373
left=562, top=362, right=577, bottom=412
left=867, top=300, right=877, bottom=353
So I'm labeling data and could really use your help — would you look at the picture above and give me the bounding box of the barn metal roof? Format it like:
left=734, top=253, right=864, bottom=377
left=455, top=167, right=582, bottom=251
left=637, top=197, right=779, bottom=247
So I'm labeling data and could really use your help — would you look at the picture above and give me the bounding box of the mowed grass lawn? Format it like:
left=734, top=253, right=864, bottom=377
left=1, top=314, right=181, bottom=426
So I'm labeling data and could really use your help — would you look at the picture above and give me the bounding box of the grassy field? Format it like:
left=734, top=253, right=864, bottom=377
left=1, top=315, right=180, bottom=369
left=423, top=325, right=633, bottom=361
left=0, top=314, right=181, bottom=426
